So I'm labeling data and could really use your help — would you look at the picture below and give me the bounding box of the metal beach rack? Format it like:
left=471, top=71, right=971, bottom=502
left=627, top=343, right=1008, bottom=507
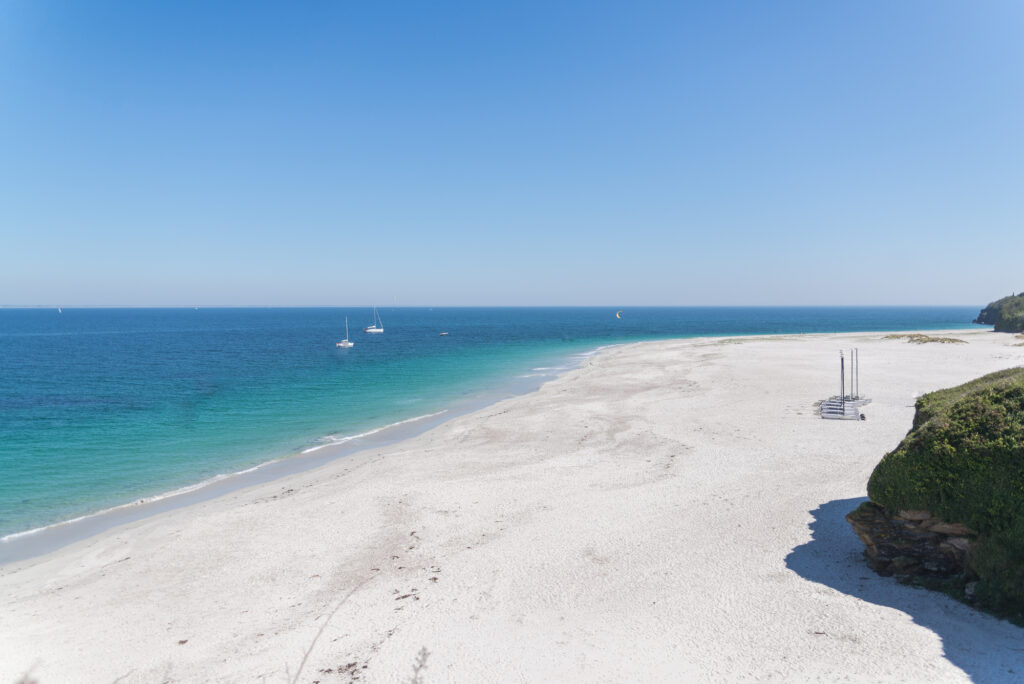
left=820, top=348, right=871, bottom=420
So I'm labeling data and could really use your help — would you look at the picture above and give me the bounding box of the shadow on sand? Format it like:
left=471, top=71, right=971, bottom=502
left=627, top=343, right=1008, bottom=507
left=786, top=497, right=1024, bottom=683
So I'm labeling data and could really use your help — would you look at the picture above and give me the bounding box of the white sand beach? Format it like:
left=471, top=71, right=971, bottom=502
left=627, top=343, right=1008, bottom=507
left=3, top=329, right=1024, bottom=683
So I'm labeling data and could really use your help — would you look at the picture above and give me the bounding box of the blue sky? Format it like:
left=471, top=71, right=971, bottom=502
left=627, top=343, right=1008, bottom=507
left=1, top=1, right=1021, bottom=306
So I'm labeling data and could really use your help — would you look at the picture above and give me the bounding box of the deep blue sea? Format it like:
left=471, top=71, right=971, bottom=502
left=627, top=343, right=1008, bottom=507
left=0, top=306, right=981, bottom=539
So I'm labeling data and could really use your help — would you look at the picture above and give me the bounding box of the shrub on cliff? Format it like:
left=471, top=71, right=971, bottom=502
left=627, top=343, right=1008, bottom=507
left=975, top=293, right=1024, bottom=333
left=867, top=367, right=1024, bottom=619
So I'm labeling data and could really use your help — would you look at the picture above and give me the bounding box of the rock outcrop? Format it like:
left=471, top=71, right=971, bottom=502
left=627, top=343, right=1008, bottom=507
left=846, top=502, right=975, bottom=580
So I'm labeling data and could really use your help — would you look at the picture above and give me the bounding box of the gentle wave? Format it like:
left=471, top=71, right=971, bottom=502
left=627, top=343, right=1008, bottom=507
left=1, top=410, right=449, bottom=544
left=580, top=344, right=619, bottom=355
left=299, top=410, right=448, bottom=454
left=0, top=465, right=265, bottom=543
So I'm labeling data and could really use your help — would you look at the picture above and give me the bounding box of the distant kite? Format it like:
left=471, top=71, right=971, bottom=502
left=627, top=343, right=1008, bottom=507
left=616, top=310, right=623, bottom=319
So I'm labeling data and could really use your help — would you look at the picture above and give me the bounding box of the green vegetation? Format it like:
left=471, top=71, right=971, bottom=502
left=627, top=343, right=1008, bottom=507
left=883, top=334, right=966, bottom=345
left=975, top=293, right=1024, bottom=333
left=867, top=367, right=1024, bottom=621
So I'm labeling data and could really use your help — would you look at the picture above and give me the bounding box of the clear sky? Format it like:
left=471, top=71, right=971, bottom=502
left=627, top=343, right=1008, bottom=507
left=1, top=1, right=1021, bottom=306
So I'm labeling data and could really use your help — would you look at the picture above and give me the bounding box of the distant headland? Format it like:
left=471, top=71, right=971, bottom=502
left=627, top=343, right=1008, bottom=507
left=975, top=293, right=1024, bottom=332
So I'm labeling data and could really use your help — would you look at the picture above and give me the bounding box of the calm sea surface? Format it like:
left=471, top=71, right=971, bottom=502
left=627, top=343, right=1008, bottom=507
left=0, top=306, right=981, bottom=538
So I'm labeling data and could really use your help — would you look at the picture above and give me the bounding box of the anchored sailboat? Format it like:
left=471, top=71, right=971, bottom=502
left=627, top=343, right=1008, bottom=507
left=336, top=317, right=354, bottom=348
left=363, top=306, right=383, bottom=334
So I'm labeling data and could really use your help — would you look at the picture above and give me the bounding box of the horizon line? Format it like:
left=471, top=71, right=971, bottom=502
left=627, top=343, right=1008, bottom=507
left=0, top=303, right=987, bottom=309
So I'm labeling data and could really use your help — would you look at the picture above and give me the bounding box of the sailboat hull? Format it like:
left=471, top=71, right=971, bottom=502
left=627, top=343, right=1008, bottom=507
left=363, top=306, right=384, bottom=333
left=336, top=317, right=355, bottom=347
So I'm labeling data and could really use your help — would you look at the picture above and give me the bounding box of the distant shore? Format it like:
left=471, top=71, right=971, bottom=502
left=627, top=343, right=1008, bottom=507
left=3, top=328, right=1023, bottom=682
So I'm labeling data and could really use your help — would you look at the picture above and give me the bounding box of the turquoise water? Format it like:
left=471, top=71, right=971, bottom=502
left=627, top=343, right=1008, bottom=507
left=0, top=306, right=981, bottom=538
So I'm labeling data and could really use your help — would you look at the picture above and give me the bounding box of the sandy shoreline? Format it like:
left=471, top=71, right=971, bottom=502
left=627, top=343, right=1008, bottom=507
left=3, top=329, right=1023, bottom=682
left=0, top=349, right=593, bottom=566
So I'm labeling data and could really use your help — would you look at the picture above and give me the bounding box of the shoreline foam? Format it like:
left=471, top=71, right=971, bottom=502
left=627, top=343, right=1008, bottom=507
left=1, top=411, right=453, bottom=546
left=0, top=346, right=601, bottom=564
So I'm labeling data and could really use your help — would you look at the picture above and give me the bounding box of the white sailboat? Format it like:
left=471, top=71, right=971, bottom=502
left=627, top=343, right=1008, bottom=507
left=363, top=306, right=383, bottom=334
left=336, top=317, right=355, bottom=348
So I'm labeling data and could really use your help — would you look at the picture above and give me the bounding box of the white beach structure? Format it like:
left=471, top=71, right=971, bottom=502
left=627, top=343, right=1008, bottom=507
left=820, top=348, right=871, bottom=420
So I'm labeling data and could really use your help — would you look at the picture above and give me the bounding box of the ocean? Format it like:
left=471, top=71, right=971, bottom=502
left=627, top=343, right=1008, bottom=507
left=0, top=306, right=980, bottom=547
